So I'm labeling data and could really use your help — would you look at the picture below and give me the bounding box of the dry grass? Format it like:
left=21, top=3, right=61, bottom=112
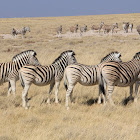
left=0, top=13, right=140, bottom=140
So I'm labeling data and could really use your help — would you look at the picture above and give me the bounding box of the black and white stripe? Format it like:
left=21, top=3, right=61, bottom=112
left=12, top=27, right=30, bottom=38
left=98, top=52, right=140, bottom=105
left=6, top=50, right=40, bottom=96
left=19, top=50, right=77, bottom=109
left=64, top=52, right=122, bottom=109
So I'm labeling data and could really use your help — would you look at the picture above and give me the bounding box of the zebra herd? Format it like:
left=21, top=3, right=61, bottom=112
left=0, top=50, right=140, bottom=110
left=56, top=22, right=140, bottom=36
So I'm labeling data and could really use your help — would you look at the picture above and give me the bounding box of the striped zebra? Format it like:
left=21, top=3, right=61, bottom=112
left=12, top=27, right=30, bottom=38
left=80, top=25, right=87, bottom=36
left=102, top=23, right=118, bottom=34
left=91, top=22, right=104, bottom=33
left=129, top=23, right=133, bottom=32
left=19, top=50, right=77, bottom=109
left=98, top=52, right=140, bottom=105
left=56, top=25, right=62, bottom=37
left=64, top=52, right=122, bottom=110
left=122, top=22, right=129, bottom=33
left=0, top=50, right=40, bottom=97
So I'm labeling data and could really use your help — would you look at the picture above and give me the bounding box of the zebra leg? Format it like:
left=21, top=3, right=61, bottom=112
left=22, top=84, right=31, bottom=109
left=134, top=81, right=140, bottom=102
left=47, top=81, right=55, bottom=104
left=55, top=81, right=60, bottom=103
left=7, top=81, right=12, bottom=96
left=129, top=84, right=133, bottom=99
left=10, top=80, right=16, bottom=96
left=107, top=85, right=114, bottom=105
left=65, top=84, right=74, bottom=110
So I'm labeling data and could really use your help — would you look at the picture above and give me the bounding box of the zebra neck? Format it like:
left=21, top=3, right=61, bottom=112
left=52, top=60, right=67, bottom=72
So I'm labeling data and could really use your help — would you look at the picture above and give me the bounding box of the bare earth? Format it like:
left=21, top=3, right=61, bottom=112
left=0, top=13, right=140, bottom=140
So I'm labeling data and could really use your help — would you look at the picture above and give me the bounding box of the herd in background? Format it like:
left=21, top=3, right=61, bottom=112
left=0, top=49, right=139, bottom=110
left=56, top=22, right=140, bottom=37
left=11, top=22, right=140, bottom=38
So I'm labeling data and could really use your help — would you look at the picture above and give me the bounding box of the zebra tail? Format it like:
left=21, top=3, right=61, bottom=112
left=64, top=72, right=68, bottom=90
left=19, top=72, right=25, bottom=88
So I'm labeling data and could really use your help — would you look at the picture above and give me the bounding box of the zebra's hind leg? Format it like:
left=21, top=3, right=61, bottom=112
left=46, top=81, right=55, bottom=104
left=9, top=80, right=16, bottom=96
left=65, top=84, right=74, bottom=110
left=129, top=84, right=133, bottom=100
left=55, top=81, right=60, bottom=104
left=22, top=84, right=31, bottom=109
left=107, top=85, right=114, bottom=105
left=134, top=81, right=140, bottom=102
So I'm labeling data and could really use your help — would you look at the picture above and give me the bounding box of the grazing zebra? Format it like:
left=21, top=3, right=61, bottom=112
left=122, top=22, right=129, bottom=33
left=129, top=23, right=133, bottom=32
left=98, top=52, right=140, bottom=105
left=12, top=27, right=30, bottom=38
left=70, top=24, right=78, bottom=33
left=64, top=52, right=122, bottom=110
left=136, top=25, right=140, bottom=36
left=80, top=25, right=87, bottom=35
left=102, top=23, right=118, bottom=34
left=0, top=50, right=40, bottom=97
left=19, top=50, right=77, bottom=109
left=56, top=25, right=62, bottom=37
left=91, top=22, right=104, bottom=33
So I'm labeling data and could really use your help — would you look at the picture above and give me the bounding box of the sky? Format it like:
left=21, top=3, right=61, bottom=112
left=0, top=0, right=140, bottom=18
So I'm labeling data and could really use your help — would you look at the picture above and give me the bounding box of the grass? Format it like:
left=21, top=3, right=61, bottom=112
left=0, top=13, right=140, bottom=140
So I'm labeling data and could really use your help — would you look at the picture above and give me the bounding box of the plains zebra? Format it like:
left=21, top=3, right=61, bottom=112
left=91, top=22, right=104, bottom=33
left=19, top=50, right=77, bottom=109
left=70, top=24, right=78, bottom=33
left=98, top=52, right=140, bottom=105
left=136, top=25, right=140, bottom=36
left=122, top=22, right=129, bottom=33
left=102, top=23, right=118, bottom=34
left=12, top=27, right=30, bottom=38
left=129, top=23, right=133, bottom=32
left=64, top=52, right=122, bottom=109
left=56, top=25, right=62, bottom=37
left=0, top=50, right=40, bottom=97
left=80, top=25, right=87, bottom=35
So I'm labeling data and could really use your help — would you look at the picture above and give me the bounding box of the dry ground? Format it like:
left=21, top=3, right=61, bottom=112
left=0, top=13, right=140, bottom=140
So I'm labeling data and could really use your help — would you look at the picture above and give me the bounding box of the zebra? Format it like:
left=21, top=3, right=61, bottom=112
left=129, top=23, right=133, bottom=32
left=122, top=22, right=129, bottom=33
left=136, top=25, right=140, bottom=36
left=12, top=27, right=30, bottom=38
left=80, top=25, right=87, bottom=36
left=102, top=23, right=118, bottom=34
left=70, top=24, right=78, bottom=33
left=91, top=22, right=104, bottom=33
left=19, top=50, right=77, bottom=109
left=98, top=52, right=140, bottom=105
left=0, top=50, right=40, bottom=97
left=64, top=51, right=122, bottom=110
left=56, top=25, right=62, bottom=37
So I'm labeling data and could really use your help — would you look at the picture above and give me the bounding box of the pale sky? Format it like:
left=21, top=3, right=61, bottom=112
left=0, top=0, right=140, bottom=18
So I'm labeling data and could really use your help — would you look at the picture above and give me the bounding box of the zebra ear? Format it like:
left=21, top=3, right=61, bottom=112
left=118, top=53, right=121, bottom=57
left=31, top=51, right=37, bottom=56
left=68, top=51, right=75, bottom=56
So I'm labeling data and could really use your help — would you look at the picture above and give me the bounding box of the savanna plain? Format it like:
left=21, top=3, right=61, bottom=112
left=0, top=13, right=140, bottom=140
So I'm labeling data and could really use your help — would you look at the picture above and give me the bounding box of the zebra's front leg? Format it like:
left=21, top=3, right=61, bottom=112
left=7, top=81, right=12, bottom=96
left=129, top=84, right=133, bottom=99
left=134, top=81, right=140, bottom=102
left=65, top=85, right=74, bottom=110
left=22, top=84, right=31, bottom=109
left=47, top=81, right=55, bottom=104
left=9, top=80, right=16, bottom=96
left=55, top=81, right=60, bottom=104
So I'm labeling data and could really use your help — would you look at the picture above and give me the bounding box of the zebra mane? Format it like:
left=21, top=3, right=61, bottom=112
left=12, top=50, right=37, bottom=61
left=133, top=52, right=140, bottom=59
left=52, top=50, right=75, bottom=64
left=100, top=51, right=120, bottom=63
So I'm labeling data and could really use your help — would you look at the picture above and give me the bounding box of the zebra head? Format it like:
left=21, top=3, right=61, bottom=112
left=12, top=50, right=40, bottom=66
left=24, top=27, right=30, bottom=32
left=100, top=51, right=122, bottom=63
left=66, top=50, right=77, bottom=65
